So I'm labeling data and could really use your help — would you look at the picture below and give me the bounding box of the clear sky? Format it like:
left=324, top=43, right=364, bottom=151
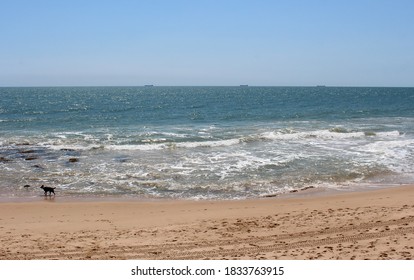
left=1, top=0, right=413, bottom=86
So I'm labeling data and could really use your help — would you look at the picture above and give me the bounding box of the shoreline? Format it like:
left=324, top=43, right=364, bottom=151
left=1, top=184, right=413, bottom=260
left=0, top=182, right=407, bottom=204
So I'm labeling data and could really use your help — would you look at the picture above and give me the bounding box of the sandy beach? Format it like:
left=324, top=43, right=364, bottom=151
left=0, top=185, right=413, bottom=260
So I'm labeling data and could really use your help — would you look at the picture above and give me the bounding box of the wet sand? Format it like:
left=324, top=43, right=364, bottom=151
left=0, top=185, right=413, bottom=260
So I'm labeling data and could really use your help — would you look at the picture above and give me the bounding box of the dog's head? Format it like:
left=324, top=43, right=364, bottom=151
left=40, top=185, right=45, bottom=189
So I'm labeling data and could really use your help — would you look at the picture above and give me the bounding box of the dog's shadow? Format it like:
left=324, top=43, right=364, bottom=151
left=43, top=195, right=55, bottom=202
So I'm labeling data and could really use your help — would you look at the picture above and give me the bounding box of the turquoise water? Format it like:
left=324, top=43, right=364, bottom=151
left=1, top=86, right=414, bottom=199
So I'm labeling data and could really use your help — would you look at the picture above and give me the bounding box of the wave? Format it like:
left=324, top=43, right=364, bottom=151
left=106, top=138, right=241, bottom=151
left=256, top=129, right=402, bottom=142
left=1, top=127, right=405, bottom=153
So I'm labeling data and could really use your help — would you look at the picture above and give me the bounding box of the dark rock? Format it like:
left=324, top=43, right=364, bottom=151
left=0, top=157, right=11, bottom=162
left=21, top=150, right=35, bottom=154
left=263, top=193, right=279, bottom=198
left=69, top=158, right=79, bottom=163
left=300, top=186, right=315, bottom=191
left=25, top=156, right=38, bottom=161
left=16, top=142, right=30, bottom=146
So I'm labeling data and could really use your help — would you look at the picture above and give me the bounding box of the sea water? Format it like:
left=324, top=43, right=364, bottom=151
left=1, top=86, right=413, bottom=200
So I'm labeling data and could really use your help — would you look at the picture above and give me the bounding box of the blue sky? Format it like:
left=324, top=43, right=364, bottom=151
left=1, top=0, right=413, bottom=86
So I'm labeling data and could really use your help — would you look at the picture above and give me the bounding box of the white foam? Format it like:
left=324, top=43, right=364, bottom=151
left=141, top=138, right=167, bottom=143
left=355, top=139, right=414, bottom=173
left=44, top=144, right=99, bottom=151
left=376, top=130, right=401, bottom=137
left=260, top=129, right=369, bottom=141
left=176, top=139, right=240, bottom=148
left=107, top=143, right=166, bottom=151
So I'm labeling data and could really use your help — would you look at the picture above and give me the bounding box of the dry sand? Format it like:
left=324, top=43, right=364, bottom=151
left=0, top=185, right=413, bottom=260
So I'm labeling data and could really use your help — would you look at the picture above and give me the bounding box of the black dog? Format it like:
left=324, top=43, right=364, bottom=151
left=40, top=185, right=56, bottom=196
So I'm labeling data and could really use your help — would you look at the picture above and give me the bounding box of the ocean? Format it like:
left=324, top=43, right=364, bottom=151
left=1, top=86, right=413, bottom=200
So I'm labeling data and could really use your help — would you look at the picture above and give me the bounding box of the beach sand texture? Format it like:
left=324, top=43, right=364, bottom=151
left=0, top=185, right=413, bottom=260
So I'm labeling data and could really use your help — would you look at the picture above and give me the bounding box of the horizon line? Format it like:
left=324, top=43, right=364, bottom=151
left=1, top=85, right=414, bottom=88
